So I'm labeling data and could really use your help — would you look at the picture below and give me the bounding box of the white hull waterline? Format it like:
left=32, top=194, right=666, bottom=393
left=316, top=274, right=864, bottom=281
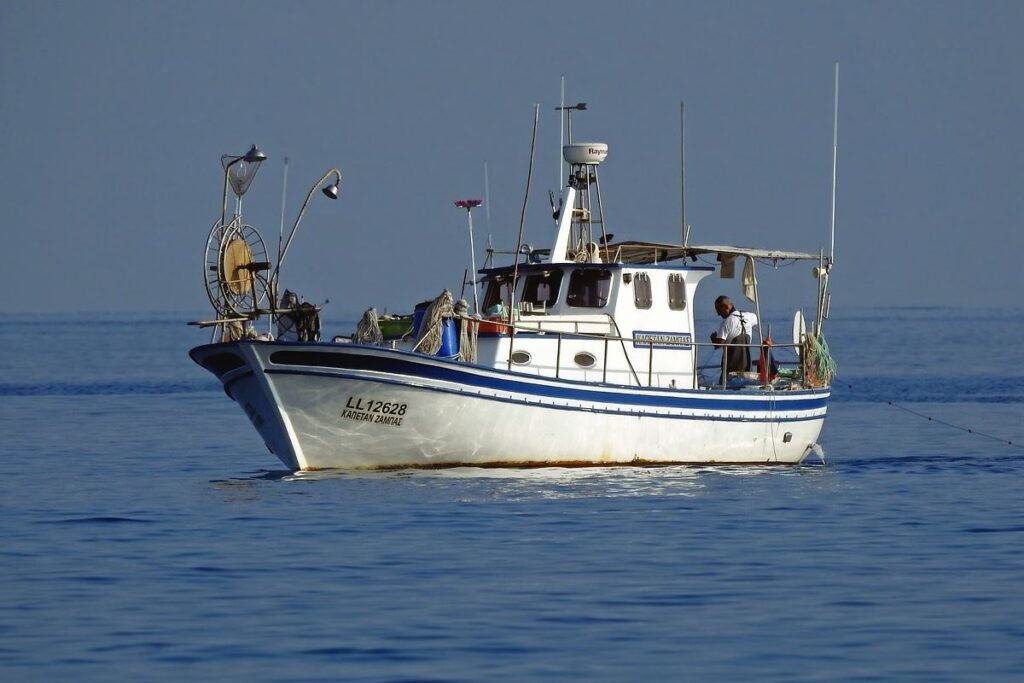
left=191, top=341, right=830, bottom=470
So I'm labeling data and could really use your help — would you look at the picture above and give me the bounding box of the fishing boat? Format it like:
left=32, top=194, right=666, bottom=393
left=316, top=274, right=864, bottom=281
left=190, top=112, right=837, bottom=471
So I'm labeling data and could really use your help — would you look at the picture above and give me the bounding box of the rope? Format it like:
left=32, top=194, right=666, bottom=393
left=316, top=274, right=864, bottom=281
left=883, top=398, right=1022, bottom=450
left=454, top=299, right=478, bottom=363
left=884, top=401, right=1019, bottom=448
left=841, top=381, right=1024, bottom=451
left=413, top=289, right=454, bottom=355
left=294, top=303, right=320, bottom=341
left=353, top=307, right=383, bottom=345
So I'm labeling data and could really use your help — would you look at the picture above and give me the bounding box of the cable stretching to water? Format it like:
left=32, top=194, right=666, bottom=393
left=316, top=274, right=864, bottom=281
left=882, top=400, right=1022, bottom=449
left=841, top=379, right=1023, bottom=450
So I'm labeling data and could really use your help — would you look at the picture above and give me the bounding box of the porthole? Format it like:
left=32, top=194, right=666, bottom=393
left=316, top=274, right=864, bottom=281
left=574, top=351, right=597, bottom=368
left=511, top=350, right=532, bottom=365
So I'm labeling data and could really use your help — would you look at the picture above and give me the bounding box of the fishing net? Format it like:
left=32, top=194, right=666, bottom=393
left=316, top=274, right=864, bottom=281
left=803, top=332, right=837, bottom=387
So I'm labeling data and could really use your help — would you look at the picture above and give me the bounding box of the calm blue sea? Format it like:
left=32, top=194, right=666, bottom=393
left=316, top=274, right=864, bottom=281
left=2, top=307, right=1023, bottom=682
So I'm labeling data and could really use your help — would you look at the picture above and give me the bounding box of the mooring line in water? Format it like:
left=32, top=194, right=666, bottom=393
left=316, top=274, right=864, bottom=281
left=841, top=382, right=1023, bottom=450
left=884, top=399, right=1022, bottom=450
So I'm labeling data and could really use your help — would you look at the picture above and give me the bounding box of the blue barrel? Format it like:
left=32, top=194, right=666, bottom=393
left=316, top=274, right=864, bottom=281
left=438, top=319, right=459, bottom=357
left=410, top=300, right=431, bottom=337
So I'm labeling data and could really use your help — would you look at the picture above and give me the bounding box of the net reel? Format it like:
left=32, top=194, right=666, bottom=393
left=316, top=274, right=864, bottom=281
left=203, top=218, right=271, bottom=318
left=202, top=145, right=272, bottom=320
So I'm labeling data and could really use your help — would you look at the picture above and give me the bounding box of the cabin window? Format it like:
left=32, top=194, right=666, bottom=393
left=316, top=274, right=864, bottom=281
left=566, top=269, right=612, bottom=308
left=668, top=273, right=687, bottom=310
left=482, top=277, right=513, bottom=315
left=521, top=271, right=563, bottom=310
left=565, top=268, right=610, bottom=309
left=633, top=272, right=652, bottom=309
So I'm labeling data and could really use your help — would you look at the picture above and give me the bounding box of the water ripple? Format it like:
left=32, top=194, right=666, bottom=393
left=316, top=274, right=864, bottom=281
left=40, top=516, right=155, bottom=525
left=0, top=380, right=213, bottom=397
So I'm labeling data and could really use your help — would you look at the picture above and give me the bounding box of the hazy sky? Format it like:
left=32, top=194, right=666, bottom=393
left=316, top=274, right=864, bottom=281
left=2, top=1, right=1021, bottom=317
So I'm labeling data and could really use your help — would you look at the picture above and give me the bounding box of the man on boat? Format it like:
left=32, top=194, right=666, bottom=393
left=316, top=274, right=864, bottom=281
left=710, top=295, right=758, bottom=384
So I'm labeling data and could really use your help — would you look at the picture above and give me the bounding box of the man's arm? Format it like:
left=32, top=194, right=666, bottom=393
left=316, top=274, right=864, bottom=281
left=711, top=316, right=733, bottom=346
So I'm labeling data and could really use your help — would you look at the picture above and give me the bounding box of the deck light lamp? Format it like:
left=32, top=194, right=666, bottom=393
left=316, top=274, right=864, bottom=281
left=272, top=168, right=343, bottom=296
left=455, top=199, right=483, bottom=314
left=322, top=181, right=340, bottom=200
left=220, top=144, right=268, bottom=227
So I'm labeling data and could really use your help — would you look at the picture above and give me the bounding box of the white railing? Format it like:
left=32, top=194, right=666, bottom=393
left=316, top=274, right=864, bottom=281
left=473, top=314, right=809, bottom=390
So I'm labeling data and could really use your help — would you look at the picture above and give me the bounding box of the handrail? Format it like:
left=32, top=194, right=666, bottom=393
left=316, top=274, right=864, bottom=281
left=603, top=313, right=643, bottom=387
left=468, top=312, right=806, bottom=390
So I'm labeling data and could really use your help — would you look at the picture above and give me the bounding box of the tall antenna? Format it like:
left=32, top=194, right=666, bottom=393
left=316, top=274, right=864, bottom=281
left=830, top=61, right=840, bottom=266
left=510, top=104, right=540, bottom=368
left=680, top=101, right=687, bottom=246
left=816, top=62, right=841, bottom=338
left=484, top=160, right=493, bottom=249
left=278, top=156, right=289, bottom=295
left=559, top=75, right=566, bottom=187
left=483, top=161, right=494, bottom=269
left=514, top=104, right=540, bottom=267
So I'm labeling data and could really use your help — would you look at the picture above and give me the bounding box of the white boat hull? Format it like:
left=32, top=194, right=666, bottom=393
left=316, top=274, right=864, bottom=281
left=191, top=341, right=829, bottom=471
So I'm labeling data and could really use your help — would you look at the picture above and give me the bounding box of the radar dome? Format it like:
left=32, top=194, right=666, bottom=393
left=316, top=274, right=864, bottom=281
left=563, top=143, right=609, bottom=165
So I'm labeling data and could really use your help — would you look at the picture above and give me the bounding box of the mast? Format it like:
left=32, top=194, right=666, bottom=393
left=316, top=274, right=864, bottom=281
left=551, top=142, right=608, bottom=263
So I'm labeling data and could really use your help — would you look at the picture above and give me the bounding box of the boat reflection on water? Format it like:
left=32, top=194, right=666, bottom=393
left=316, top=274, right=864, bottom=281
left=277, top=463, right=827, bottom=501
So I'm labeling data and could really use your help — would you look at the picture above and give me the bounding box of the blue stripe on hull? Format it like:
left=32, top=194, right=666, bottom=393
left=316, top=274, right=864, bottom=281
left=264, top=366, right=826, bottom=424
left=248, top=343, right=829, bottom=414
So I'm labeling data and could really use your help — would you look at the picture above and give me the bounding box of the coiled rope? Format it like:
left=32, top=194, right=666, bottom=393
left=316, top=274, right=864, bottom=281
left=453, top=299, right=478, bottom=363
left=353, top=307, right=383, bottom=345
left=413, top=289, right=454, bottom=355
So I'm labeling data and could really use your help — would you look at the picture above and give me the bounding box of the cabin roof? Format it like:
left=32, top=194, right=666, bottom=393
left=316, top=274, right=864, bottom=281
left=481, top=240, right=825, bottom=276
left=607, top=241, right=825, bottom=264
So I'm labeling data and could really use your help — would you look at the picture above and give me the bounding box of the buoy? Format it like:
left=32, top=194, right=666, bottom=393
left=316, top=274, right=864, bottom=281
left=758, top=336, right=778, bottom=382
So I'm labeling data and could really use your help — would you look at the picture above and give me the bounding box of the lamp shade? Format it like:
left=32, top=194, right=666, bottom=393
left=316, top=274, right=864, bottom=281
left=243, top=144, right=267, bottom=162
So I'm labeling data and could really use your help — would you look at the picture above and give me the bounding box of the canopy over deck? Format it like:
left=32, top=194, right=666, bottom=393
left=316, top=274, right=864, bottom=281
left=480, top=240, right=825, bottom=276
left=604, top=241, right=825, bottom=265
